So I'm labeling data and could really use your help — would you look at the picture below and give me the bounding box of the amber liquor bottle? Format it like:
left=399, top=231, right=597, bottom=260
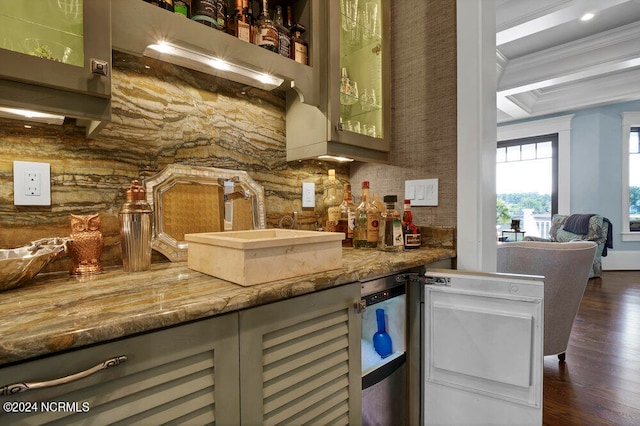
left=290, top=23, right=308, bottom=65
left=234, top=0, right=253, bottom=43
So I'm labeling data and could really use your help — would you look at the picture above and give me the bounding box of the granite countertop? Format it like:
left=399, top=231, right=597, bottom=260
left=0, top=247, right=455, bottom=366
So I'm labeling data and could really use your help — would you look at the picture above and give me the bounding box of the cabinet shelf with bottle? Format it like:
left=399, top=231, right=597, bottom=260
left=286, top=0, right=390, bottom=163
left=112, top=0, right=318, bottom=105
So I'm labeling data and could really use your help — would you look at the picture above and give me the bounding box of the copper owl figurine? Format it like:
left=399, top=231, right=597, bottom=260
left=68, top=213, right=104, bottom=275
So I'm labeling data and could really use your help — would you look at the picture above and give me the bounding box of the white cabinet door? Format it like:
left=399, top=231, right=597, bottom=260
left=422, top=269, right=544, bottom=426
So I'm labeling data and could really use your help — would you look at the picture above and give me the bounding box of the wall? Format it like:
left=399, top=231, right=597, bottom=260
left=350, top=1, right=458, bottom=228
left=0, top=51, right=348, bottom=272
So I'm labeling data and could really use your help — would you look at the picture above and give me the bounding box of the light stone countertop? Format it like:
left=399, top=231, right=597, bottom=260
left=0, top=247, right=455, bottom=366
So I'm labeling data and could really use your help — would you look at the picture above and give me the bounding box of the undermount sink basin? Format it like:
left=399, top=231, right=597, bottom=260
left=185, top=229, right=344, bottom=286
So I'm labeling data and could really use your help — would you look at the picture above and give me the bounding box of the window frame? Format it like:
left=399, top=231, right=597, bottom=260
left=497, top=115, right=573, bottom=215
left=497, top=134, right=559, bottom=218
left=621, top=112, right=640, bottom=241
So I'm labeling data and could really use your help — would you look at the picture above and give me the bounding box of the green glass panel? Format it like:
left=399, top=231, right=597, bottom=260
left=339, top=0, right=384, bottom=139
left=0, top=0, right=84, bottom=67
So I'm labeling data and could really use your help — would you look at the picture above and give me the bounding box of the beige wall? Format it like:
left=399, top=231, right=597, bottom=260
left=351, top=1, right=457, bottom=227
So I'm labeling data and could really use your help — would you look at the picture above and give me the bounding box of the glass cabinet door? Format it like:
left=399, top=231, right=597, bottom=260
left=329, top=0, right=390, bottom=154
left=0, top=0, right=110, bottom=97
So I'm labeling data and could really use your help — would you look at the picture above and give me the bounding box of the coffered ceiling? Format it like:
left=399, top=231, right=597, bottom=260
left=496, top=0, right=640, bottom=123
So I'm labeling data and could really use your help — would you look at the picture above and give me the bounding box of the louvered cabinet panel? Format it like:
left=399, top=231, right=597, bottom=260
left=239, top=283, right=361, bottom=425
left=0, top=313, right=240, bottom=425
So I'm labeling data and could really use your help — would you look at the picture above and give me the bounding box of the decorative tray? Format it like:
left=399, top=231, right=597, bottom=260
left=145, top=164, right=265, bottom=262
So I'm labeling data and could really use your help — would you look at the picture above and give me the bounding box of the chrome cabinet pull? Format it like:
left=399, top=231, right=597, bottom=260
left=1, top=355, right=127, bottom=396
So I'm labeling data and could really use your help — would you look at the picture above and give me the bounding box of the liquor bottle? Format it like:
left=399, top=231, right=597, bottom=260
left=274, top=5, right=291, bottom=58
left=144, top=0, right=161, bottom=6
left=337, top=183, right=357, bottom=247
left=255, top=0, right=278, bottom=52
left=373, top=308, right=392, bottom=358
left=227, top=0, right=240, bottom=35
left=235, top=0, right=253, bottom=43
left=174, top=0, right=190, bottom=17
left=353, top=181, right=379, bottom=249
left=290, top=23, right=308, bottom=65
left=402, top=199, right=421, bottom=249
left=191, top=0, right=218, bottom=28
left=160, top=0, right=174, bottom=12
left=323, top=170, right=341, bottom=232
left=215, top=0, right=227, bottom=31
left=373, top=193, right=385, bottom=214
left=378, top=195, right=404, bottom=251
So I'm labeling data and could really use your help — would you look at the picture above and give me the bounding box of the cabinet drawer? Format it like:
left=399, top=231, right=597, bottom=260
left=0, top=313, right=239, bottom=425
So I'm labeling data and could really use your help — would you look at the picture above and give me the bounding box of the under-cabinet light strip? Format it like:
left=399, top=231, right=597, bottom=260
left=0, top=107, right=65, bottom=125
left=146, top=42, right=284, bottom=88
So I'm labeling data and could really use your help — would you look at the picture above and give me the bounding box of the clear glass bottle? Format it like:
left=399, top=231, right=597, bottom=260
left=337, top=183, right=357, bottom=247
left=373, top=193, right=385, bottom=214
left=354, top=181, right=379, bottom=249
left=274, top=5, right=291, bottom=58
left=324, top=170, right=341, bottom=232
left=255, top=0, right=278, bottom=52
left=402, top=199, right=421, bottom=249
left=378, top=195, right=404, bottom=251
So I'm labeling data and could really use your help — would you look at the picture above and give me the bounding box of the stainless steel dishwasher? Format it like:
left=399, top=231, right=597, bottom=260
left=360, top=273, right=407, bottom=426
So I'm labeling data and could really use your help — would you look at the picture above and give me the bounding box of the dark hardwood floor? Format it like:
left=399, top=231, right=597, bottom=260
left=543, top=270, right=640, bottom=425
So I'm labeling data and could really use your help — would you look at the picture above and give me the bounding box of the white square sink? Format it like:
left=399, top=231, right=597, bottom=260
left=185, top=229, right=344, bottom=286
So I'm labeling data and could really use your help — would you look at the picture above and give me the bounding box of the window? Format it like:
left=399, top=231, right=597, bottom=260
left=622, top=113, right=640, bottom=241
left=497, top=135, right=558, bottom=239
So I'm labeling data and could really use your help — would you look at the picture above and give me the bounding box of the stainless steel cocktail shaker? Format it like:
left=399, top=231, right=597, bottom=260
left=119, top=180, right=152, bottom=272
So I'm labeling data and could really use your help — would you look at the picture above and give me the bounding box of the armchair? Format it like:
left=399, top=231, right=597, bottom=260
left=524, top=214, right=611, bottom=278
left=497, top=241, right=597, bottom=361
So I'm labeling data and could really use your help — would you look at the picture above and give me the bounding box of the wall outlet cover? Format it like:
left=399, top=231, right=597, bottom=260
left=13, top=161, right=51, bottom=206
left=302, top=182, right=315, bottom=208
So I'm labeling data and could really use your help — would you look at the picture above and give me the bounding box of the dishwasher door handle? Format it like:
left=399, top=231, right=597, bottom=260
left=1, top=355, right=127, bottom=396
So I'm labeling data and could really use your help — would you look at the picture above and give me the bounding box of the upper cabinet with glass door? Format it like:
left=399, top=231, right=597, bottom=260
left=286, top=0, right=390, bottom=163
left=0, top=1, right=111, bottom=136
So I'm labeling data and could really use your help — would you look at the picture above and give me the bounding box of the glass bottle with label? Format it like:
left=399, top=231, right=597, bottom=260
left=354, top=181, right=379, bottom=249
left=274, top=5, right=291, bottom=58
left=234, top=0, right=253, bottom=43
left=255, top=0, right=278, bottom=52
left=324, top=170, right=341, bottom=232
left=378, top=195, right=404, bottom=251
left=337, top=183, right=357, bottom=247
left=174, top=0, right=190, bottom=17
left=402, top=199, right=421, bottom=249
left=290, top=24, right=308, bottom=65
left=215, top=0, right=227, bottom=32
left=191, top=0, right=218, bottom=28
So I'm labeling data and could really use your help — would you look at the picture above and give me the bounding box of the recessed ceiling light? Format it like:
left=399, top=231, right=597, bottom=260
left=580, top=12, right=595, bottom=22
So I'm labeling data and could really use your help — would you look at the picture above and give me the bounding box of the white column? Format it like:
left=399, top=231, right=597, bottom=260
left=457, top=0, right=497, bottom=271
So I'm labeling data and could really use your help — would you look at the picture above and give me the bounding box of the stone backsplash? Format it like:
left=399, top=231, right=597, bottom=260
left=0, top=52, right=348, bottom=272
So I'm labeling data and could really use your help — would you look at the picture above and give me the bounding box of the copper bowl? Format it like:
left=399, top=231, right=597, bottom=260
left=0, top=238, right=69, bottom=292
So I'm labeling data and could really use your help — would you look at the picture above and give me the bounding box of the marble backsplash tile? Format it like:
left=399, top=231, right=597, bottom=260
left=0, top=52, right=348, bottom=272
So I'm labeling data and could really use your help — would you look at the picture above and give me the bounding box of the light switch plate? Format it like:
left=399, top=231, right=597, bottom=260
left=302, top=182, right=315, bottom=208
left=405, top=178, right=438, bottom=206
left=13, top=161, right=51, bottom=206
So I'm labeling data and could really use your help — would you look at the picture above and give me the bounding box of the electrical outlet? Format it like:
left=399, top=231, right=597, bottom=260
left=25, top=171, right=41, bottom=196
left=13, top=161, right=51, bottom=206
